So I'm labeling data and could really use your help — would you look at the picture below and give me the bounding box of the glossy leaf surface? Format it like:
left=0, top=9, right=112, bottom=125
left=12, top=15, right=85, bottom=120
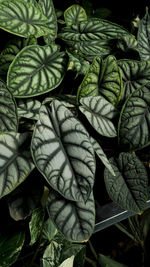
left=138, top=10, right=150, bottom=60
left=7, top=44, right=67, bottom=97
left=104, top=152, right=148, bottom=212
left=46, top=189, right=95, bottom=242
left=17, top=99, right=41, bottom=120
left=31, top=100, right=95, bottom=202
left=0, top=0, right=52, bottom=38
left=118, top=83, right=150, bottom=151
left=0, top=132, right=34, bottom=198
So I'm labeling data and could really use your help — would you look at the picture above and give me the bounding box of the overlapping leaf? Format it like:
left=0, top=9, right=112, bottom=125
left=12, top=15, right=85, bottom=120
left=31, top=100, right=95, bottom=202
left=46, top=189, right=95, bottom=242
left=0, top=0, right=52, bottom=38
left=0, top=81, right=18, bottom=132
left=29, top=207, right=45, bottom=246
left=118, top=83, right=150, bottom=151
left=17, top=99, right=41, bottom=120
left=104, top=152, right=148, bottom=212
left=67, top=51, right=90, bottom=75
left=118, top=59, right=150, bottom=100
left=38, top=0, right=58, bottom=43
left=77, top=56, right=123, bottom=106
left=0, top=132, right=34, bottom=199
left=138, top=9, right=150, bottom=60
left=64, top=5, right=87, bottom=26
left=79, top=96, right=117, bottom=137
left=7, top=44, right=67, bottom=97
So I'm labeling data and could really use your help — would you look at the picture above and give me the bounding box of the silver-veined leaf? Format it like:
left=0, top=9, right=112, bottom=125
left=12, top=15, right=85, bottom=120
left=7, top=44, right=67, bottom=98
left=0, top=81, right=18, bottom=132
left=46, top=189, right=95, bottom=242
left=90, top=136, right=115, bottom=176
left=138, top=9, right=150, bottom=60
left=31, top=100, right=95, bottom=202
left=0, top=231, right=25, bottom=267
left=38, top=0, right=58, bottom=43
left=118, top=83, right=150, bottom=151
left=0, top=132, right=34, bottom=199
left=64, top=5, right=87, bottom=26
left=0, top=0, right=52, bottom=38
left=118, top=59, right=150, bottom=101
left=17, top=99, right=41, bottom=120
left=77, top=56, right=123, bottom=106
left=79, top=96, right=117, bottom=137
left=104, top=152, right=148, bottom=213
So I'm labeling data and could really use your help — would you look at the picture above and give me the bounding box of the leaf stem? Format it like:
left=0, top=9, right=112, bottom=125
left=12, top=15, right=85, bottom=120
left=85, top=256, right=97, bottom=267
left=88, top=239, right=98, bottom=260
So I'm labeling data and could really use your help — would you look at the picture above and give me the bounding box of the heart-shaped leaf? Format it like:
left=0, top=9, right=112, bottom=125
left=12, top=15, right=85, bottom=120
left=38, top=0, right=58, bottom=43
left=17, top=99, right=41, bottom=120
left=7, top=44, right=67, bottom=98
left=118, top=83, right=150, bottom=151
left=138, top=9, right=150, bottom=61
left=77, top=56, right=123, bottom=106
left=0, top=132, right=34, bottom=199
left=31, top=100, right=95, bottom=202
left=64, top=5, right=87, bottom=26
left=0, top=81, right=18, bottom=132
left=0, top=0, right=52, bottom=38
left=118, top=59, right=150, bottom=101
left=79, top=96, right=117, bottom=137
left=46, top=189, right=95, bottom=242
left=104, top=152, right=148, bottom=212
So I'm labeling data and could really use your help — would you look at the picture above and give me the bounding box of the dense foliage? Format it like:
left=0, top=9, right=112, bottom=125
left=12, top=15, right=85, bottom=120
left=0, top=0, right=150, bottom=266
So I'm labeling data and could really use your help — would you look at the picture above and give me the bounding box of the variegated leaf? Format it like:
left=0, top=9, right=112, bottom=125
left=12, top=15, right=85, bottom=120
left=64, top=5, right=87, bottom=26
left=17, top=99, right=41, bottom=120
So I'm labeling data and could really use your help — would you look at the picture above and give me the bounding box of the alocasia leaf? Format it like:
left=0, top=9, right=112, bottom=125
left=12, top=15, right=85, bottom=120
left=118, top=83, right=150, bottom=151
left=77, top=56, right=123, bottom=106
left=7, top=44, right=67, bottom=98
left=64, top=5, right=87, bottom=26
left=104, top=152, right=148, bottom=213
left=31, top=100, right=95, bottom=202
left=138, top=9, right=150, bottom=61
left=0, top=81, right=18, bottom=132
left=46, top=189, right=95, bottom=242
left=0, top=132, right=34, bottom=199
left=67, top=51, right=90, bottom=75
left=79, top=96, right=117, bottom=137
left=17, top=99, right=41, bottom=120
left=38, top=0, right=58, bottom=43
left=0, top=231, right=25, bottom=267
left=118, top=59, right=150, bottom=101
left=0, top=0, right=52, bottom=38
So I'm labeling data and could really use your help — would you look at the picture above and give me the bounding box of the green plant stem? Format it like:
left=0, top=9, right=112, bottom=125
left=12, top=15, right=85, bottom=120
left=88, top=240, right=98, bottom=260
left=85, top=257, right=97, bottom=267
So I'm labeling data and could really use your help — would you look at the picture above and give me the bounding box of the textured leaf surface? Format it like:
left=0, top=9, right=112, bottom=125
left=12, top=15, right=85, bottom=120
left=17, top=99, right=41, bottom=120
left=42, top=241, right=62, bottom=267
left=0, top=81, right=18, bottom=132
left=118, top=83, right=150, bottom=151
left=118, top=59, right=150, bottom=100
left=64, top=5, right=87, bottom=26
left=0, top=132, right=34, bottom=198
left=138, top=10, right=150, bottom=60
left=104, top=153, right=148, bottom=212
left=31, top=100, right=95, bottom=202
left=29, top=207, right=45, bottom=246
left=77, top=56, right=123, bottom=106
left=0, top=231, right=25, bottom=267
left=38, top=0, right=58, bottom=43
left=46, top=189, right=95, bottom=242
left=0, top=0, right=52, bottom=38
left=67, top=51, right=90, bottom=75
left=80, top=96, right=117, bottom=137
left=90, top=137, right=115, bottom=176
left=7, top=44, right=67, bottom=97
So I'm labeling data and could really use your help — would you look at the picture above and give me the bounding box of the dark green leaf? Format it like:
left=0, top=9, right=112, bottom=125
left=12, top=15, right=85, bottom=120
left=46, top=189, right=95, bottom=242
left=0, top=231, right=25, bottom=267
left=64, top=5, right=87, bottom=26
left=118, top=83, right=150, bottom=151
left=29, top=207, right=45, bottom=245
left=0, top=132, right=34, bottom=198
left=43, top=218, right=58, bottom=242
left=138, top=9, right=150, bottom=60
left=104, top=152, right=148, bottom=212
left=0, top=0, right=52, bottom=38
left=98, top=253, right=128, bottom=267
left=0, top=81, right=18, bottom=132
left=7, top=44, right=67, bottom=98
left=31, top=100, right=95, bottom=202
left=80, top=96, right=117, bottom=137
left=67, top=51, right=90, bottom=75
